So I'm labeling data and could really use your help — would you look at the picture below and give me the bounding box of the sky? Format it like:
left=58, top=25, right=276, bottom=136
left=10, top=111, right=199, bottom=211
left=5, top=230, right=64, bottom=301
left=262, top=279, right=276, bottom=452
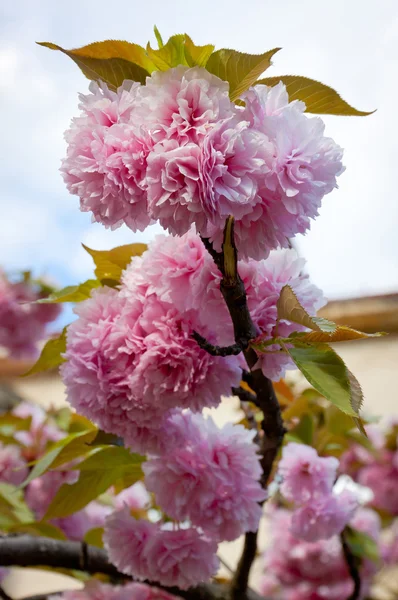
left=1, top=0, right=397, bottom=311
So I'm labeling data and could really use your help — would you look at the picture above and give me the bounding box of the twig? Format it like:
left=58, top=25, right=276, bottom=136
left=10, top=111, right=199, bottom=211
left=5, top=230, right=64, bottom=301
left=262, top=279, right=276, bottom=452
left=192, top=332, right=243, bottom=357
left=201, top=219, right=286, bottom=600
left=231, top=386, right=257, bottom=405
left=341, top=530, right=361, bottom=600
left=0, top=535, right=266, bottom=600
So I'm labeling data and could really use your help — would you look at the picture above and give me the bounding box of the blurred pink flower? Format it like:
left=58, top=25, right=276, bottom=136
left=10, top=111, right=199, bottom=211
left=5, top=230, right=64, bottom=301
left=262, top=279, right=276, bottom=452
left=290, top=490, right=358, bottom=542
left=278, top=443, right=339, bottom=505
left=0, top=442, right=28, bottom=486
left=59, top=580, right=181, bottom=600
left=0, top=272, right=61, bottom=359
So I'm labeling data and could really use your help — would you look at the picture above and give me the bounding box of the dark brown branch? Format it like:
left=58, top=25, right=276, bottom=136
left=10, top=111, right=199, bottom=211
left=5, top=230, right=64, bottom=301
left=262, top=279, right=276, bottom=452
left=341, top=530, right=362, bottom=600
left=231, top=386, right=257, bottom=405
left=192, top=332, right=243, bottom=357
left=201, top=219, right=286, bottom=600
left=0, top=535, right=266, bottom=600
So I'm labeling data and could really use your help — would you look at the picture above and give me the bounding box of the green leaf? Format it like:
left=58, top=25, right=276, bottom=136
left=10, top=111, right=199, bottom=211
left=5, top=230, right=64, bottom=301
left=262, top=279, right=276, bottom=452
left=88, top=430, right=122, bottom=446
left=44, top=468, right=126, bottom=519
left=286, top=413, right=314, bottom=445
left=36, top=280, right=101, bottom=304
left=153, top=26, right=164, bottom=49
left=82, top=243, right=147, bottom=283
left=22, top=328, right=67, bottom=377
left=0, top=483, right=33, bottom=525
left=277, top=285, right=336, bottom=333
left=146, top=34, right=189, bottom=70
left=9, top=521, right=67, bottom=540
left=345, top=527, right=380, bottom=562
left=255, top=75, right=374, bottom=116
left=43, top=447, right=143, bottom=519
left=73, top=446, right=144, bottom=473
left=84, top=527, right=104, bottom=548
left=184, top=35, right=214, bottom=67
left=21, top=428, right=97, bottom=488
left=206, top=47, right=280, bottom=101
left=325, top=405, right=356, bottom=435
left=37, top=41, right=152, bottom=88
left=285, top=344, right=363, bottom=417
left=0, top=413, right=32, bottom=431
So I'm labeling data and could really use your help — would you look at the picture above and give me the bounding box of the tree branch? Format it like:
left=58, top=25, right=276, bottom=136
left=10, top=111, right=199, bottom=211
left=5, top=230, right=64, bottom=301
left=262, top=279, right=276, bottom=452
left=0, top=535, right=266, bottom=600
left=341, top=530, right=362, bottom=600
left=201, top=219, right=286, bottom=599
left=192, top=332, right=243, bottom=357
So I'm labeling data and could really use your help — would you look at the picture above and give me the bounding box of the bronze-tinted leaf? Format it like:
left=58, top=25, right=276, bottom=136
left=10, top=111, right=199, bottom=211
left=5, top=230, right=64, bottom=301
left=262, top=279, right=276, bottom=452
left=146, top=34, right=189, bottom=70
left=277, top=285, right=336, bottom=333
left=82, top=243, right=147, bottom=283
left=255, top=75, right=374, bottom=116
left=37, top=41, right=152, bottom=88
left=206, top=47, right=280, bottom=101
left=184, top=35, right=214, bottom=67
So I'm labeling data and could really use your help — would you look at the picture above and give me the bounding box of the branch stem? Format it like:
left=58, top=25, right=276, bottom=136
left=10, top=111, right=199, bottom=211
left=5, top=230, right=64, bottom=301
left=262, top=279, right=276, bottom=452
left=201, top=221, right=285, bottom=599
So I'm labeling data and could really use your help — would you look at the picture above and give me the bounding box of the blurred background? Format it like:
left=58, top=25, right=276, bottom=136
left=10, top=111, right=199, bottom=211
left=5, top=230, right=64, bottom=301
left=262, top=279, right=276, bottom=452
left=0, top=0, right=398, bottom=595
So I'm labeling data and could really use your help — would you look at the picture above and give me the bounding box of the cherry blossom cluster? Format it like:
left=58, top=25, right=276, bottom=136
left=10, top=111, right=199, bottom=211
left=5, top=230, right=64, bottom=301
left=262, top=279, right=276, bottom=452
left=104, top=411, right=265, bottom=588
left=61, top=68, right=344, bottom=259
left=0, top=271, right=61, bottom=359
left=340, top=422, right=398, bottom=516
left=277, top=443, right=358, bottom=541
left=60, top=230, right=324, bottom=588
left=260, top=507, right=381, bottom=600
left=52, top=580, right=181, bottom=600
left=62, top=228, right=324, bottom=456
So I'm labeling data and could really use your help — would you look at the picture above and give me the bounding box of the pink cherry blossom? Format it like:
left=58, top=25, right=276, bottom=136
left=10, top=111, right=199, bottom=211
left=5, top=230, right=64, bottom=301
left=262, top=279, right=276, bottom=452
left=237, top=83, right=345, bottom=258
left=128, top=229, right=211, bottom=313
left=58, top=580, right=181, bottom=600
left=62, top=270, right=241, bottom=451
left=144, top=526, right=219, bottom=590
left=290, top=490, right=358, bottom=542
left=143, top=411, right=265, bottom=541
left=0, top=442, right=28, bottom=486
left=350, top=507, right=381, bottom=540
left=114, top=481, right=150, bottom=512
left=0, top=272, right=61, bottom=359
left=61, top=80, right=152, bottom=232
left=104, top=508, right=157, bottom=580
left=261, top=507, right=377, bottom=600
left=104, top=509, right=218, bottom=588
left=278, top=443, right=339, bottom=504
left=146, top=140, right=204, bottom=236
left=137, top=66, right=234, bottom=144
left=358, top=460, right=398, bottom=515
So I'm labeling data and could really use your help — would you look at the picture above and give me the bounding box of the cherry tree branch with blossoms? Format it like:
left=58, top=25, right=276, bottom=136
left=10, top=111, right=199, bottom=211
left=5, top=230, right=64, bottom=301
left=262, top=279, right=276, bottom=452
left=0, top=27, right=384, bottom=600
left=0, top=536, right=266, bottom=600
left=198, top=219, right=286, bottom=597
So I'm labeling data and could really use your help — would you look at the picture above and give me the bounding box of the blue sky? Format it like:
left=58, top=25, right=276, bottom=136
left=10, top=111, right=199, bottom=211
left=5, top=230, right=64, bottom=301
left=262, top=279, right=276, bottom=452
left=1, top=0, right=397, bottom=321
